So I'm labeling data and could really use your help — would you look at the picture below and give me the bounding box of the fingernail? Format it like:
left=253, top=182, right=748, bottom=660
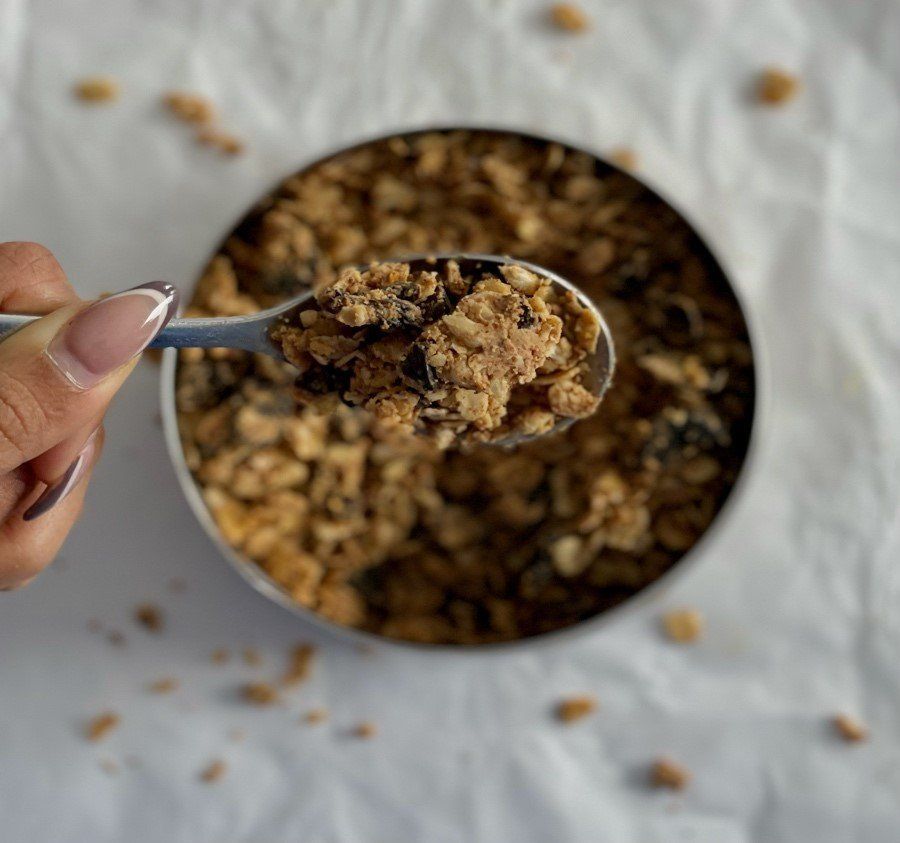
left=23, top=429, right=101, bottom=521
left=46, top=281, right=178, bottom=389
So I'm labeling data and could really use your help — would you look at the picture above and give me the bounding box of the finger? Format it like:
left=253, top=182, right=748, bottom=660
left=0, top=431, right=101, bottom=589
left=29, top=412, right=106, bottom=483
left=0, top=242, right=79, bottom=312
left=0, top=282, right=177, bottom=472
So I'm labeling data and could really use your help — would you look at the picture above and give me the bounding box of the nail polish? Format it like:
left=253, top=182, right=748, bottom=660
left=23, top=429, right=101, bottom=521
left=46, top=281, right=178, bottom=389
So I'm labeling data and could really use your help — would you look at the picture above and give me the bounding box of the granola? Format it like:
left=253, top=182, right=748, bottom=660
left=662, top=608, right=704, bottom=643
left=650, top=756, right=691, bottom=790
left=86, top=712, right=120, bottom=742
left=550, top=3, right=590, bottom=32
left=556, top=695, right=598, bottom=723
left=833, top=713, right=868, bottom=743
left=74, top=76, right=120, bottom=103
left=271, top=261, right=598, bottom=446
left=757, top=68, right=800, bottom=106
left=175, top=130, right=755, bottom=644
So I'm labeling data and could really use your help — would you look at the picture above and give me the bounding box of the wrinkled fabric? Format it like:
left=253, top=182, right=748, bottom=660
left=0, top=0, right=898, bottom=840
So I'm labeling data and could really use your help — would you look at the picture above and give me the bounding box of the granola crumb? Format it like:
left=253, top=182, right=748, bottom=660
left=353, top=721, right=377, bottom=739
left=99, top=758, right=119, bottom=775
left=163, top=91, right=216, bottom=125
left=282, top=643, right=317, bottom=687
left=242, top=682, right=279, bottom=706
left=609, top=147, right=638, bottom=170
left=242, top=647, right=263, bottom=667
left=86, top=712, right=120, bottom=742
left=200, top=759, right=227, bottom=783
left=304, top=708, right=329, bottom=725
left=74, top=76, right=120, bottom=103
left=650, top=757, right=691, bottom=790
left=196, top=127, right=245, bottom=156
left=147, top=677, right=179, bottom=694
left=757, top=67, right=800, bottom=106
left=662, top=608, right=704, bottom=643
left=833, top=713, right=868, bottom=743
left=550, top=3, right=590, bottom=32
left=211, top=648, right=231, bottom=665
left=134, top=603, right=164, bottom=633
left=167, top=577, right=187, bottom=593
left=556, top=695, right=598, bottom=723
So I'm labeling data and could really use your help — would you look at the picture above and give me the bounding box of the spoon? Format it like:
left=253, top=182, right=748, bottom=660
left=0, top=254, right=615, bottom=444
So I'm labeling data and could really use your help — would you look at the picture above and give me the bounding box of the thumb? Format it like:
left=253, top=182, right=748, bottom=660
left=0, top=282, right=178, bottom=474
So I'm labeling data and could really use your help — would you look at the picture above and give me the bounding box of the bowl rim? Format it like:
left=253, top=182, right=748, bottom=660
left=160, top=123, right=765, bottom=654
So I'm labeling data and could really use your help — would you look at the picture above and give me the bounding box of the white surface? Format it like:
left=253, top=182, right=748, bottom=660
left=1, top=0, right=899, bottom=840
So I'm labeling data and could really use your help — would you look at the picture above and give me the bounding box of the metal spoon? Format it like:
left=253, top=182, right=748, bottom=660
left=0, top=253, right=615, bottom=444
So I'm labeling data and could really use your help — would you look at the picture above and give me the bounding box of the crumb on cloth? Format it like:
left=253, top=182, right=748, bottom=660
left=650, top=756, right=691, bottom=790
left=833, top=713, right=868, bottom=743
left=550, top=3, right=590, bottom=32
left=757, top=68, right=800, bottom=106
left=74, top=77, right=120, bottom=103
left=163, top=91, right=216, bottom=125
left=134, top=603, right=163, bottom=633
left=556, top=695, right=598, bottom=723
left=200, top=759, right=227, bottom=783
left=662, top=608, right=704, bottom=643
left=86, top=712, right=120, bottom=742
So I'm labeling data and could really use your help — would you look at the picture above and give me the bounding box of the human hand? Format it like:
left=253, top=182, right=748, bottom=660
left=0, top=242, right=177, bottom=589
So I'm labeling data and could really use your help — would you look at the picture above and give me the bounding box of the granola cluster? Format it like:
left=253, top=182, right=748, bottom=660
left=271, top=260, right=599, bottom=447
left=175, top=130, right=754, bottom=644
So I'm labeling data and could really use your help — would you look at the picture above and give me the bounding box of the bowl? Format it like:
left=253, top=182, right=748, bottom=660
left=161, top=126, right=761, bottom=652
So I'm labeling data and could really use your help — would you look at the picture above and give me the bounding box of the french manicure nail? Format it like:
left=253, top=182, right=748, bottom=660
left=23, top=429, right=101, bottom=521
left=46, top=281, right=179, bottom=389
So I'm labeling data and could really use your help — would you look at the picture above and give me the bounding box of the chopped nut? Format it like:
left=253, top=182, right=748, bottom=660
left=242, top=682, right=279, bottom=706
left=556, top=695, right=598, bottom=723
left=163, top=91, right=216, bottom=124
left=200, top=759, right=227, bottom=783
left=211, top=648, right=230, bottom=665
left=134, top=603, right=163, bottom=633
left=74, top=76, right=120, bottom=103
left=304, top=708, right=329, bottom=725
left=757, top=68, right=800, bottom=106
left=196, top=127, right=245, bottom=156
left=147, top=677, right=179, bottom=694
left=650, top=757, right=691, bottom=790
left=282, top=643, right=317, bottom=687
left=833, top=713, right=868, bottom=743
left=86, top=712, right=120, bottom=742
left=550, top=3, right=590, bottom=32
left=662, top=608, right=705, bottom=643
left=353, top=721, right=377, bottom=739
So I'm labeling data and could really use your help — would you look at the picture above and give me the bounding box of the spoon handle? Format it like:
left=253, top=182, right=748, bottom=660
left=0, top=312, right=276, bottom=355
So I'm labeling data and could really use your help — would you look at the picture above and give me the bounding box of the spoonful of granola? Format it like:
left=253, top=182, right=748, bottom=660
left=268, top=255, right=615, bottom=447
left=0, top=254, right=614, bottom=448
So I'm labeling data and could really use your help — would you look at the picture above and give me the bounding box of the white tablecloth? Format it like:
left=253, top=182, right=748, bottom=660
left=1, top=1, right=899, bottom=840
